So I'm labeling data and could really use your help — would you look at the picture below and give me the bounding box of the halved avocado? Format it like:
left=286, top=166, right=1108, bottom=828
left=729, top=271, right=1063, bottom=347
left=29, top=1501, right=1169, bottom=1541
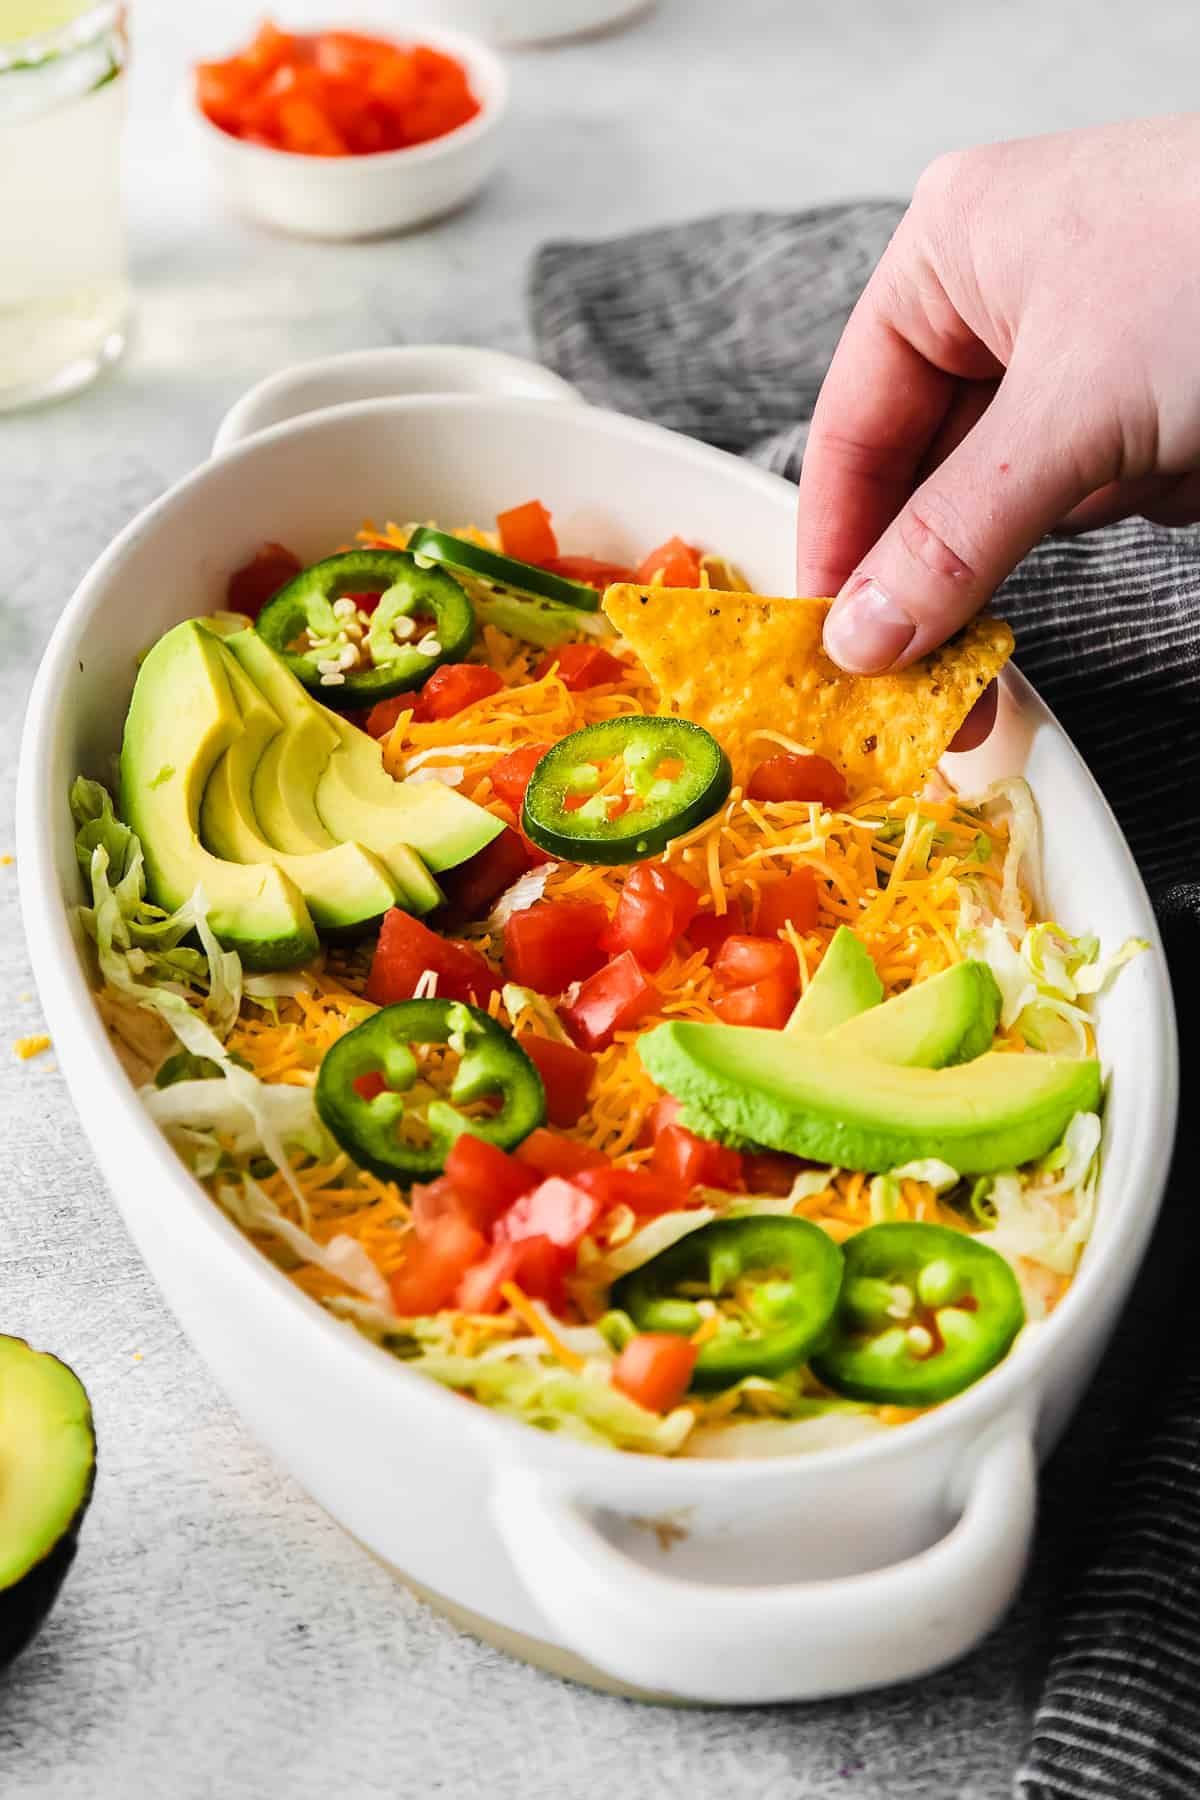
left=120, top=620, right=318, bottom=970
left=199, top=653, right=401, bottom=932
left=223, top=629, right=495, bottom=879
left=1, top=1338, right=95, bottom=1668
left=829, top=960, right=1001, bottom=1067
left=785, top=926, right=883, bottom=1037
left=638, top=1020, right=1101, bottom=1174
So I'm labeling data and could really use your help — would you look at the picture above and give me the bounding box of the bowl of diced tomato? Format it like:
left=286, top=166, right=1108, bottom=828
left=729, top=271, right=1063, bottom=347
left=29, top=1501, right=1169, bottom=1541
left=190, top=20, right=508, bottom=239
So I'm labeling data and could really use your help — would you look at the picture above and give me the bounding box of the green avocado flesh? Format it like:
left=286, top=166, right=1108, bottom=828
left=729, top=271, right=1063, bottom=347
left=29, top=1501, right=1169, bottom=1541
left=120, top=620, right=510, bottom=966
left=638, top=1021, right=1101, bottom=1174
left=830, top=960, right=1002, bottom=1068
left=0, top=1337, right=95, bottom=1668
left=785, top=926, right=883, bottom=1036
left=225, top=630, right=499, bottom=878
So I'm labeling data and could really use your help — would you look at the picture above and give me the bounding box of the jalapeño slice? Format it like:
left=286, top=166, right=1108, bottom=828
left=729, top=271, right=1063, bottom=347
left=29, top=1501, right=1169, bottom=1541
left=255, top=550, right=475, bottom=708
left=612, top=1216, right=844, bottom=1389
left=811, top=1222, right=1025, bottom=1406
left=315, top=998, right=545, bottom=1182
left=522, top=716, right=731, bottom=863
left=406, top=526, right=601, bottom=613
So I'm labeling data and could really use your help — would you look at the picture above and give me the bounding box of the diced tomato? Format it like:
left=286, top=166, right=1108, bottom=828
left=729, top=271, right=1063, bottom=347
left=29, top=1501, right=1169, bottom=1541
left=612, top=1334, right=698, bottom=1412
left=195, top=25, right=480, bottom=154
left=561, top=951, right=658, bottom=1051
left=534, top=643, right=627, bottom=690
left=574, top=1164, right=689, bottom=1218
left=755, top=868, right=820, bottom=938
left=652, top=1123, right=743, bottom=1193
left=494, top=1176, right=603, bottom=1254
left=712, top=934, right=798, bottom=988
left=634, top=536, right=702, bottom=588
left=496, top=499, right=557, bottom=565
left=539, top=555, right=637, bottom=590
left=411, top=664, right=503, bottom=723
left=489, top=743, right=551, bottom=812
left=365, top=695, right=408, bottom=739
left=502, top=900, right=608, bottom=992
left=601, top=863, right=700, bottom=972
left=343, top=589, right=383, bottom=616
left=438, top=827, right=533, bottom=924
left=408, top=1174, right=461, bottom=1237
left=639, top=1094, right=683, bottom=1145
left=225, top=541, right=302, bottom=618
left=455, top=1235, right=566, bottom=1313
left=747, top=752, right=849, bottom=810
left=446, top=1132, right=537, bottom=1218
left=520, top=1035, right=595, bottom=1128
left=365, top=909, right=498, bottom=1007
left=684, top=906, right=743, bottom=958
left=353, top=1071, right=387, bottom=1102
left=515, top=1128, right=609, bottom=1181
left=389, top=1214, right=486, bottom=1316
left=742, top=1150, right=810, bottom=1196
left=712, top=973, right=795, bottom=1030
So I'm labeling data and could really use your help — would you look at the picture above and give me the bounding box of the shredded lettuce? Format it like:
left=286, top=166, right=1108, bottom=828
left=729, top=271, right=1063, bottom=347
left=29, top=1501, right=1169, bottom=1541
left=489, top=864, right=556, bottom=930
left=959, top=897, right=1146, bottom=1047
left=972, top=1110, right=1102, bottom=1295
left=890, top=1158, right=960, bottom=1193
left=217, top=1176, right=391, bottom=1310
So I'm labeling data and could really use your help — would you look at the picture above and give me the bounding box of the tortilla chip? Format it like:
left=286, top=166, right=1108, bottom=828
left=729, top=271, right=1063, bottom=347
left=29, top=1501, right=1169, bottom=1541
left=602, top=587, right=1013, bottom=795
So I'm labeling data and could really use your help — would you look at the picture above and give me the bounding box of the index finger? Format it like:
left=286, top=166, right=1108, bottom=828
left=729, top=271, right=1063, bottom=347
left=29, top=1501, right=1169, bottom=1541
left=796, top=288, right=956, bottom=598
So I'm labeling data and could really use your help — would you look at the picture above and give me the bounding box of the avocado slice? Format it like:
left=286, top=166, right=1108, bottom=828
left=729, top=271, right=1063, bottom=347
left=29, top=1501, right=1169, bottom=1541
left=198, top=655, right=402, bottom=932
left=829, top=961, right=1002, bottom=1068
left=251, top=720, right=339, bottom=854
left=120, top=621, right=318, bottom=970
left=0, top=1338, right=95, bottom=1669
left=638, top=1020, right=1101, bottom=1174
left=786, top=926, right=883, bottom=1036
left=224, top=630, right=498, bottom=877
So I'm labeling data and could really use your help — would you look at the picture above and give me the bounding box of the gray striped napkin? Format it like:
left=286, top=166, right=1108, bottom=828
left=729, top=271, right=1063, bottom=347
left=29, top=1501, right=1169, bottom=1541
left=531, top=206, right=1198, bottom=1799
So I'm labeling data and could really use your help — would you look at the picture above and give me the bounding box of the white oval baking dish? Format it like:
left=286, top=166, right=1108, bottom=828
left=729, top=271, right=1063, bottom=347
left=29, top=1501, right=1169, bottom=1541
left=16, top=348, right=1178, bottom=1704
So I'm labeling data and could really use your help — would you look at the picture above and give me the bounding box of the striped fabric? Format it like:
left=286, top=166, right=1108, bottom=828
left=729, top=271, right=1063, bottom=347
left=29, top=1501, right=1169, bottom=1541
left=532, top=206, right=1199, bottom=1799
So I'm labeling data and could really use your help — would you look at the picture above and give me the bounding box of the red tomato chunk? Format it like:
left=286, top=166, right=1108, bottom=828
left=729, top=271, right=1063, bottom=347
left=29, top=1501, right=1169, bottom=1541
left=612, top=1334, right=698, bottom=1412
left=456, top=1236, right=565, bottom=1313
left=602, top=863, right=700, bottom=972
left=756, top=867, right=820, bottom=938
left=390, top=1214, right=485, bottom=1316
left=634, top=536, right=702, bottom=588
left=439, top=828, right=532, bottom=924
left=684, top=905, right=743, bottom=958
left=747, top=752, right=848, bottom=810
left=495, top=1176, right=603, bottom=1254
left=502, top=900, right=608, bottom=992
left=561, top=952, right=658, bottom=1051
left=575, top=1164, right=688, bottom=1219
left=712, top=934, right=798, bottom=988
left=515, top=1128, right=609, bottom=1181
left=539, top=555, right=636, bottom=590
left=497, top=499, right=557, bottom=564
left=366, top=695, right=408, bottom=740
left=353, top=1070, right=387, bottom=1102
left=489, top=743, right=552, bottom=812
left=652, top=1123, right=743, bottom=1193
left=445, top=1134, right=537, bottom=1223
left=366, top=909, right=498, bottom=1007
left=225, top=541, right=302, bottom=618
left=195, top=24, right=481, bottom=157
left=534, top=644, right=627, bottom=690
left=520, top=1035, right=595, bottom=1128
left=412, top=664, right=503, bottom=722
left=713, top=974, right=795, bottom=1030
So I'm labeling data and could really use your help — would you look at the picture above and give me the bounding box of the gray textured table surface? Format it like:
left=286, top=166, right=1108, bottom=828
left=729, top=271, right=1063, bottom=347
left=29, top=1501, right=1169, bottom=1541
left=3, top=3, right=1195, bottom=1795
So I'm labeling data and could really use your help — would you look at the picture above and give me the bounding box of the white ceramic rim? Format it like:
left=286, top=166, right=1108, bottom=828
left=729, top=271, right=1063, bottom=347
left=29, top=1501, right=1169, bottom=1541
left=17, top=392, right=1179, bottom=1500
left=186, top=23, right=508, bottom=170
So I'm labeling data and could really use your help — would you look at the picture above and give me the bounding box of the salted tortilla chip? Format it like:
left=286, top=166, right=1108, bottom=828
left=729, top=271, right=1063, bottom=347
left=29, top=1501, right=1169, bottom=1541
left=602, top=587, right=1013, bottom=794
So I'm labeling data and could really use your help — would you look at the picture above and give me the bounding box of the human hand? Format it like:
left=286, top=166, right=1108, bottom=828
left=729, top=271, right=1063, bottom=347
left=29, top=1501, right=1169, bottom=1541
left=797, top=117, right=1200, bottom=732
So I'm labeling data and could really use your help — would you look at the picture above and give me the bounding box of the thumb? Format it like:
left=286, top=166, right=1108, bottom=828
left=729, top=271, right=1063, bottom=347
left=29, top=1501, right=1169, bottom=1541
left=822, top=375, right=1097, bottom=673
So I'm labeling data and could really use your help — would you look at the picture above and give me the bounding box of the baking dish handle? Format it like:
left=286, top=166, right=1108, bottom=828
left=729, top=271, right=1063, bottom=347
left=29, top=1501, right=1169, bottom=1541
left=211, top=345, right=583, bottom=456
left=490, top=1416, right=1036, bottom=1704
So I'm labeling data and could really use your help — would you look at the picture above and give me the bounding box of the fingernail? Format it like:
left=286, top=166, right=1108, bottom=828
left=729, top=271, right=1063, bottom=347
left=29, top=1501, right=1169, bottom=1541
left=824, top=580, right=916, bottom=673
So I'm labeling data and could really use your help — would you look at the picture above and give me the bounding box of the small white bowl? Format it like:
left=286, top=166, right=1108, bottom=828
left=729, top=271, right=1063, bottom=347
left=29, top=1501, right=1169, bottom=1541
left=187, top=26, right=508, bottom=240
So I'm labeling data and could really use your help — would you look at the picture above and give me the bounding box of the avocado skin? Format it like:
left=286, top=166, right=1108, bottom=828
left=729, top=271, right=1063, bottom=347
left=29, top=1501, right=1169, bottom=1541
left=638, top=1021, right=1102, bottom=1174
left=0, top=1340, right=96, bottom=1670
